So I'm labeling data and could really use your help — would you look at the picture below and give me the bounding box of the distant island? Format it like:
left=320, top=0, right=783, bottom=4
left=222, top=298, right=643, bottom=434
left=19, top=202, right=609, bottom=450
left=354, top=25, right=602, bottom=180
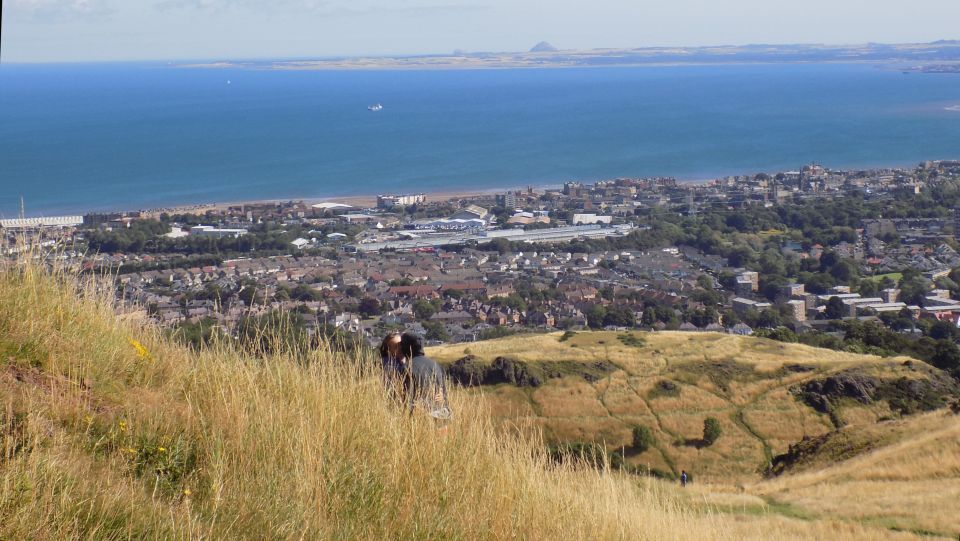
left=183, top=40, right=960, bottom=71
left=529, top=41, right=558, bottom=53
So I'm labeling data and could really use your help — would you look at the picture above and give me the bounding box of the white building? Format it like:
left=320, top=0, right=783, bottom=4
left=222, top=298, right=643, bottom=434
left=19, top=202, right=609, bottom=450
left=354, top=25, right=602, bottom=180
left=291, top=238, right=311, bottom=250
left=377, top=194, right=426, bottom=209
left=571, top=213, right=613, bottom=225
left=189, top=225, right=248, bottom=238
left=0, top=216, right=83, bottom=229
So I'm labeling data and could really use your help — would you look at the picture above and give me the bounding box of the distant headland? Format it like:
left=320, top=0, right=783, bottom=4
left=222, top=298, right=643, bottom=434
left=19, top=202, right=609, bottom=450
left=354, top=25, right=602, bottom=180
left=181, top=40, right=960, bottom=71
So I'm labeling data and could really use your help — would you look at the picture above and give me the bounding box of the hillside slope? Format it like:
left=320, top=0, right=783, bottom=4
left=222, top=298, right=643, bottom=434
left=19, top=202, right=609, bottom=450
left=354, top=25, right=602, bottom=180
left=429, top=331, right=958, bottom=484
left=0, top=263, right=945, bottom=540
left=700, top=410, right=960, bottom=537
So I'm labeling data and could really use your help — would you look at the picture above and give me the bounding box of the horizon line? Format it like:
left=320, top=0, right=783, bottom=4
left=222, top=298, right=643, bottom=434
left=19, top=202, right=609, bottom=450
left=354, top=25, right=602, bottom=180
left=2, top=38, right=959, bottom=66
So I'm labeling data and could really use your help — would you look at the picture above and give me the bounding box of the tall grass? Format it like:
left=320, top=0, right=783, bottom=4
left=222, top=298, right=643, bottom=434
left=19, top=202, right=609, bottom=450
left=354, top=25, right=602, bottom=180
left=0, top=258, right=924, bottom=539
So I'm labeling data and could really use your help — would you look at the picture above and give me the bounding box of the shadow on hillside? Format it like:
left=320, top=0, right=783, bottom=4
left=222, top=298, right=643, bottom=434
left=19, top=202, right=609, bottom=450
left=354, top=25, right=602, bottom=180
left=679, top=438, right=707, bottom=449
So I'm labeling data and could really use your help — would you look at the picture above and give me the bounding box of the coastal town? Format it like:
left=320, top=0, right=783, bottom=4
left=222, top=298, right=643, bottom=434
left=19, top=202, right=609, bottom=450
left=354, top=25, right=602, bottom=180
left=4, top=160, right=960, bottom=356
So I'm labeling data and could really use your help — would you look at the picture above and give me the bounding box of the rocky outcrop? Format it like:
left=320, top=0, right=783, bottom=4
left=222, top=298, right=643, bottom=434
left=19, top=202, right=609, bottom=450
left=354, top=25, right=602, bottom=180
left=796, top=371, right=880, bottom=413
left=793, top=368, right=960, bottom=416
left=446, top=356, right=616, bottom=388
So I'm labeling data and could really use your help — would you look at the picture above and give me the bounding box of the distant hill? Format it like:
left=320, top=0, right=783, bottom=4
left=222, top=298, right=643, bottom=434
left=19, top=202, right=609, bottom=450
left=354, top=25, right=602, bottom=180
left=430, top=331, right=960, bottom=481
left=429, top=330, right=960, bottom=535
left=529, top=41, right=558, bottom=53
left=188, top=40, right=960, bottom=72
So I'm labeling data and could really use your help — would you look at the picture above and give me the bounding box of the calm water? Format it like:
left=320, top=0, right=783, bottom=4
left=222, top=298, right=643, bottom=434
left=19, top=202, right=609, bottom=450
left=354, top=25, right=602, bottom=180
left=1, top=62, right=959, bottom=217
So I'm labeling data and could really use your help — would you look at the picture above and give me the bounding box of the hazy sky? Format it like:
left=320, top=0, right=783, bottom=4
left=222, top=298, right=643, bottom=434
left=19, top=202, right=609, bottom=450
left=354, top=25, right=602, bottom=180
left=3, top=0, right=959, bottom=63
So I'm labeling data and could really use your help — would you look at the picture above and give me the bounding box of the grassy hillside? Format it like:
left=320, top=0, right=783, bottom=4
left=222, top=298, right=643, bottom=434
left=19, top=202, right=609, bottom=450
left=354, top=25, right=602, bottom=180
left=430, top=331, right=960, bottom=538
left=702, top=410, right=960, bottom=536
left=0, top=262, right=952, bottom=539
left=430, top=331, right=956, bottom=484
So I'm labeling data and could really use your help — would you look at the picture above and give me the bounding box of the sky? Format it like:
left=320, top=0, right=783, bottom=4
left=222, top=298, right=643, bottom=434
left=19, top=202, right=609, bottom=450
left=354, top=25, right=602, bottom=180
left=2, top=0, right=959, bottom=63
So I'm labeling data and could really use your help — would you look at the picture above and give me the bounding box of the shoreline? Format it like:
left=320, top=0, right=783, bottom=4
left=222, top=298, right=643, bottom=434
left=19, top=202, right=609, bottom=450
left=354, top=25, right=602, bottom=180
left=98, top=177, right=733, bottom=219
left=15, top=161, right=928, bottom=219
left=137, top=186, right=544, bottom=218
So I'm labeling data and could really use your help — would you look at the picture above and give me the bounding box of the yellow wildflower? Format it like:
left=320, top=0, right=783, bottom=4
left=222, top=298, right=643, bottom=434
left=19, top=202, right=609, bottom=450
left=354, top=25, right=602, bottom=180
left=118, top=420, right=127, bottom=432
left=183, top=488, right=192, bottom=496
left=157, top=447, right=166, bottom=453
left=128, top=338, right=153, bottom=361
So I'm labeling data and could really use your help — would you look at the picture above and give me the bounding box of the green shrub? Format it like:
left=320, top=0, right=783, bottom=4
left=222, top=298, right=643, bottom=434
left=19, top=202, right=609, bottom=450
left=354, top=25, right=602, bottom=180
left=632, top=425, right=655, bottom=453
left=702, top=417, right=722, bottom=446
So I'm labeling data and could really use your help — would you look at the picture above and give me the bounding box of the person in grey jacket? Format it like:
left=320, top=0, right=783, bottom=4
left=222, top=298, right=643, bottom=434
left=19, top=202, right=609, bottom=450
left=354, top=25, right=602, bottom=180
left=398, top=333, right=451, bottom=421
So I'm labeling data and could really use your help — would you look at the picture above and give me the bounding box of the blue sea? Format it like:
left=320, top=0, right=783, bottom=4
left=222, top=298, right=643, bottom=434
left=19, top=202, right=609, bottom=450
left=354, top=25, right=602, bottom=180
left=1, top=62, right=959, bottom=217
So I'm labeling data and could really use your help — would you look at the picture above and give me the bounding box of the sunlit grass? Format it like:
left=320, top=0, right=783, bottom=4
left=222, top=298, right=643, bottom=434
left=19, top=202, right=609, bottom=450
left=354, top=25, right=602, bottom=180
left=0, top=255, right=949, bottom=540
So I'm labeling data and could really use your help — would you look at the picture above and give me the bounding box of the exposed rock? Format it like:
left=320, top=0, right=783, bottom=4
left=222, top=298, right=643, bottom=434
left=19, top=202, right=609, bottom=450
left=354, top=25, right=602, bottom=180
left=492, top=356, right=544, bottom=387
left=446, top=355, right=490, bottom=386
left=793, top=368, right=960, bottom=416
left=795, top=371, right=880, bottom=413
left=446, top=356, right=616, bottom=388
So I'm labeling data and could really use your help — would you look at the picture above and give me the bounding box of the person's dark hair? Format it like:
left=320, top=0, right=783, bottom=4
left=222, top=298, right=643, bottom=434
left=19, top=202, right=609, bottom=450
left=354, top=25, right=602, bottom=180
left=399, top=333, right=425, bottom=359
left=379, top=332, right=400, bottom=359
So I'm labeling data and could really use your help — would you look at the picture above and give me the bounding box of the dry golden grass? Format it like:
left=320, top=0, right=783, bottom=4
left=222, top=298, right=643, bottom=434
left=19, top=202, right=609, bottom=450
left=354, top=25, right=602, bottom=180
left=431, top=330, right=917, bottom=485
left=596, top=373, right=650, bottom=414
left=429, top=330, right=960, bottom=538
left=742, top=389, right=835, bottom=455
left=532, top=379, right=609, bottom=417
left=2, top=260, right=953, bottom=539
left=748, top=411, right=960, bottom=536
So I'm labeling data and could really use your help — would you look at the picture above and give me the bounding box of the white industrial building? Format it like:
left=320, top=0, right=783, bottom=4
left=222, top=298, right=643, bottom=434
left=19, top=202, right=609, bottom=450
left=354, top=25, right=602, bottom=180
left=189, top=225, right=248, bottom=238
left=571, top=213, right=613, bottom=225
left=0, top=216, right=83, bottom=229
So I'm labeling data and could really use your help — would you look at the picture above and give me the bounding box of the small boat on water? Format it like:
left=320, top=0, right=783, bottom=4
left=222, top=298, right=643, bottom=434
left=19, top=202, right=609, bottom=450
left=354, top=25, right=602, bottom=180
left=367, top=103, right=383, bottom=112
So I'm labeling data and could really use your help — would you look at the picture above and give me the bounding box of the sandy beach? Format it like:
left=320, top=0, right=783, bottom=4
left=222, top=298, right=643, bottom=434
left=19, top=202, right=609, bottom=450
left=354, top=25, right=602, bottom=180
left=147, top=184, right=549, bottom=217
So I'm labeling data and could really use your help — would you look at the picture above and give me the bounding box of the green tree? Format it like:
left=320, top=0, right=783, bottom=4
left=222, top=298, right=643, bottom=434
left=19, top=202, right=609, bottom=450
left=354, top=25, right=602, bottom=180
left=696, top=274, right=714, bottom=290
left=825, top=296, right=846, bottom=320
left=413, top=299, right=437, bottom=320
left=586, top=304, right=608, bottom=329
left=423, top=320, right=450, bottom=342
left=899, top=276, right=931, bottom=306
left=928, top=320, right=959, bottom=341
left=603, top=305, right=636, bottom=328
left=358, top=297, right=382, bottom=318
left=858, top=279, right=879, bottom=297
left=930, top=340, right=960, bottom=374
left=702, top=417, right=722, bottom=446
left=291, top=284, right=322, bottom=302
left=632, top=425, right=656, bottom=453
left=756, top=309, right=783, bottom=329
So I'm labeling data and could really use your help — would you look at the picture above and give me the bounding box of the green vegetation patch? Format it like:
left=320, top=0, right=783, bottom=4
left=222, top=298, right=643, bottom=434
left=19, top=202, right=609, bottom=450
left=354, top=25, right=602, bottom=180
left=793, top=368, right=960, bottom=417
left=647, top=379, right=681, bottom=400
left=875, top=375, right=960, bottom=415
left=673, top=359, right=756, bottom=393
left=446, top=356, right=617, bottom=388
left=616, top=333, right=646, bottom=349
left=0, top=338, right=47, bottom=369
left=768, top=428, right=881, bottom=477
